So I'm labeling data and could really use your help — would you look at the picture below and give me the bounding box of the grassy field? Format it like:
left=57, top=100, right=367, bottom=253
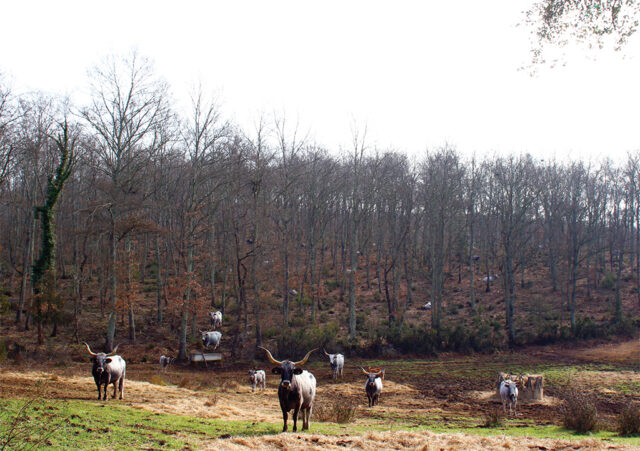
left=1, top=398, right=639, bottom=450
left=1, top=340, right=638, bottom=450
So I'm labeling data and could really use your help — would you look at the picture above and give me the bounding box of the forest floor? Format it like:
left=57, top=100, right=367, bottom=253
left=0, top=339, right=638, bottom=449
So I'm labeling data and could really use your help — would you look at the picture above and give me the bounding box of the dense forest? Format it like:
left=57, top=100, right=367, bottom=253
left=1, top=54, right=639, bottom=361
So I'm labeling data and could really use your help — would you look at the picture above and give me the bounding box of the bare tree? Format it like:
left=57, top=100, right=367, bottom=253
left=81, top=51, right=172, bottom=351
left=491, top=155, right=537, bottom=346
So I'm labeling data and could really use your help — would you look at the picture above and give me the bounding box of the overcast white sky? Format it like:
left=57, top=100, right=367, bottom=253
left=2, top=0, right=640, bottom=161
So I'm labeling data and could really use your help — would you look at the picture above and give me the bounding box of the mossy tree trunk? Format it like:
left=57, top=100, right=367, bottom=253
left=31, top=121, right=75, bottom=345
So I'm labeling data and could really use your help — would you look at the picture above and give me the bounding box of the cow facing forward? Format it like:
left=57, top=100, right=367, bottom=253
left=249, top=369, right=266, bottom=392
left=201, top=331, right=222, bottom=349
left=500, top=380, right=518, bottom=415
left=323, top=349, right=344, bottom=380
left=209, top=311, right=222, bottom=328
left=84, top=342, right=126, bottom=400
left=259, top=346, right=317, bottom=432
left=361, top=367, right=384, bottom=407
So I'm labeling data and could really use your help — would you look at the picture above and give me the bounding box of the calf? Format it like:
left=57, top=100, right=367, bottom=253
left=500, top=380, right=519, bottom=415
left=84, top=342, right=126, bottom=401
left=323, top=349, right=344, bottom=380
left=201, top=330, right=222, bottom=349
left=361, top=367, right=384, bottom=407
left=249, top=369, right=266, bottom=392
left=209, top=311, right=222, bottom=328
left=259, top=346, right=317, bottom=432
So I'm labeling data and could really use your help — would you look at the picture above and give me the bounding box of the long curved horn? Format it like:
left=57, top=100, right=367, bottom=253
left=107, top=344, right=120, bottom=356
left=258, top=346, right=282, bottom=365
left=361, top=367, right=370, bottom=376
left=293, top=348, right=317, bottom=366
left=374, top=369, right=385, bottom=377
left=323, top=348, right=330, bottom=357
left=83, top=342, right=97, bottom=356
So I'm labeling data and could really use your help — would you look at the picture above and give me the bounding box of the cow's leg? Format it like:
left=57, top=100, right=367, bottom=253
left=368, top=395, right=372, bottom=408
left=119, top=377, right=125, bottom=400
left=102, top=381, right=108, bottom=400
left=302, top=407, right=309, bottom=430
left=96, top=382, right=101, bottom=400
left=292, top=406, right=300, bottom=432
left=282, top=410, right=288, bottom=432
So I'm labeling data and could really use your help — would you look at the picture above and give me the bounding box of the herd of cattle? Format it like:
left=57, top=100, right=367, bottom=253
left=84, top=309, right=521, bottom=433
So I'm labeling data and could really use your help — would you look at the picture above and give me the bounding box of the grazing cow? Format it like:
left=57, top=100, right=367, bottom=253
left=361, top=367, right=384, bottom=407
left=500, top=380, right=519, bottom=415
left=323, top=349, right=344, bottom=380
left=259, top=346, right=317, bottom=432
left=249, top=369, right=266, bottom=392
left=159, top=355, right=174, bottom=373
left=482, top=274, right=499, bottom=282
left=423, top=302, right=432, bottom=310
left=84, top=342, right=126, bottom=401
left=209, top=311, right=222, bottom=328
left=201, top=331, right=222, bottom=349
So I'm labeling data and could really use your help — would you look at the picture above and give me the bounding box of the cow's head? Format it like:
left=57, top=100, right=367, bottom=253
left=84, top=342, right=119, bottom=374
left=323, top=349, right=338, bottom=369
left=505, top=381, right=518, bottom=401
left=259, top=346, right=316, bottom=391
left=361, top=367, right=384, bottom=387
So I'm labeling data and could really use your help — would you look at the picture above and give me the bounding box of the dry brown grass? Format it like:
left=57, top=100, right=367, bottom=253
left=203, top=430, right=635, bottom=450
left=149, top=374, right=167, bottom=386
left=313, top=399, right=357, bottom=423
left=568, top=340, right=640, bottom=365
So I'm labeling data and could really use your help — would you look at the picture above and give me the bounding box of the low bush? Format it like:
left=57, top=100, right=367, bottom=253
left=617, top=403, right=640, bottom=436
left=386, top=323, right=439, bottom=355
left=276, top=322, right=339, bottom=358
left=600, top=272, right=617, bottom=290
left=313, top=399, right=357, bottom=424
left=482, top=409, right=504, bottom=428
left=149, top=375, right=167, bottom=386
left=560, top=390, right=598, bottom=433
left=573, top=316, right=602, bottom=340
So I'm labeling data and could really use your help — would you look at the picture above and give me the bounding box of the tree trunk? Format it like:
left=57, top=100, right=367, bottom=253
left=156, top=233, right=163, bottom=324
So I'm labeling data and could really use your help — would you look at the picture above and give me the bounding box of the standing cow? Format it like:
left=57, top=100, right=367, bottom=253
left=500, top=380, right=519, bottom=415
left=258, top=346, right=317, bottom=432
left=361, top=367, right=384, bottom=407
left=84, top=343, right=126, bottom=401
left=159, top=355, right=174, bottom=373
left=249, top=369, right=266, bottom=392
left=201, top=331, right=222, bottom=349
left=323, top=349, right=344, bottom=380
left=209, top=311, right=222, bottom=328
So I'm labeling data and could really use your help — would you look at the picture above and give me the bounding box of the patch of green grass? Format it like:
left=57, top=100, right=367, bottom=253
left=615, top=380, right=640, bottom=395
left=0, top=399, right=281, bottom=449
left=2, top=397, right=638, bottom=448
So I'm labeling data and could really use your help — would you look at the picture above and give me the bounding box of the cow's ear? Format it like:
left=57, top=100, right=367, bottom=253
left=293, top=368, right=303, bottom=375
left=272, top=367, right=282, bottom=374
left=105, top=358, right=112, bottom=364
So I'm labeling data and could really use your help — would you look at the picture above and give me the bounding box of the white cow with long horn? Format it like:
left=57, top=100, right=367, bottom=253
left=258, top=346, right=317, bottom=432
left=84, top=342, right=126, bottom=400
left=323, top=348, right=344, bottom=380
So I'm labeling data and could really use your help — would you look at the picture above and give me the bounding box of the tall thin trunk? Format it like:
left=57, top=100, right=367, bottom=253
left=156, top=233, right=163, bottom=324
left=106, top=210, right=118, bottom=352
